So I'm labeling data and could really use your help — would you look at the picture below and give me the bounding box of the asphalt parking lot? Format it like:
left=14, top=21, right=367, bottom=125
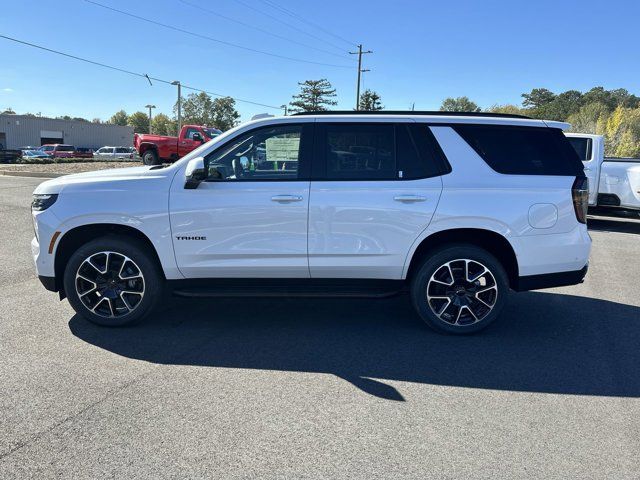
left=0, top=175, right=639, bottom=479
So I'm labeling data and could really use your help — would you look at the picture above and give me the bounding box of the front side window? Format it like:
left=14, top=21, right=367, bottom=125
left=322, top=124, right=395, bottom=180
left=56, top=145, right=75, bottom=152
left=184, top=128, right=200, bottom=140
left=115, top=147, right=129, bottom=153
left=205, top=124, right=304, bottom=181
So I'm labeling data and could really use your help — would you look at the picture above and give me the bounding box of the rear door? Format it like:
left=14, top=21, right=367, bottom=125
left=170, top=122, right=313, bottom=278
left=308, top=121, right=445, bottom=279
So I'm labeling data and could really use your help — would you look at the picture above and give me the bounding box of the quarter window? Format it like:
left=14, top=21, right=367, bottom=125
left=205, top=125, right=304, bottom=181
left=454, top=125, right=585, bottom=176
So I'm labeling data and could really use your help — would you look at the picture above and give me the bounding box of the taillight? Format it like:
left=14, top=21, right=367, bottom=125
left=572, top=176, right=589, bottom=224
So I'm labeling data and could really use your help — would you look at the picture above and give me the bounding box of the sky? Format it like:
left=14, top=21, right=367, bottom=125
left=1, top=0, right=640, bottom=123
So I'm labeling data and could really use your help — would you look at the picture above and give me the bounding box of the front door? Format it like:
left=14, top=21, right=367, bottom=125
left=170, top=123, right=313, bottom=278
left=178, top=127, right=201, bottom=157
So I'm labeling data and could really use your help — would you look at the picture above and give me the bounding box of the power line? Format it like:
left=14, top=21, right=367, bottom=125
left=258, top=0, right=357, bottom=48
left=84, top=0, right=352, bottom=69
left=177, top=0, right=350, bottom=61
left=229, top=0, right=348, bottom=54
left=0, top=34, right=283, bottom=110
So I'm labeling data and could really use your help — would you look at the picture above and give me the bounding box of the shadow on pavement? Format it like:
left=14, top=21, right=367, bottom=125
left=69, top=291, right=640, bottom=401
left=588, top=216, right=640, bottom=235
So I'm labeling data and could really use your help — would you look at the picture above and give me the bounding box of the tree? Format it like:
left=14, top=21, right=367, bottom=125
left=289, top=79, right=337, bottom=113
left=91, top=118, right=102, bottom=124
left=108, top=110, right=128, bottom=126
left=439, top=96, right=480, bottom=112
left=72, top=117, right=89, bottom=122
left=567, top=102, right=609, bottom=135
left=211, top=96, right=240, bottom=131
left=178, top=92, right=215, bottom=125
left=1, top=107, right=16, bottom=114
left=521, top=88, right=555, bottom=109
left=128, top=111, right=150, bottom=134
left=486, top=104, right=523, bottom=115
left=358, top=89, right=383, bottom=111
left=150, top=113, right=176, bottom=136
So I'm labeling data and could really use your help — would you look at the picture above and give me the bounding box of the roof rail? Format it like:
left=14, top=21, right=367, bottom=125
left=291, top=110, right=532, bottom=119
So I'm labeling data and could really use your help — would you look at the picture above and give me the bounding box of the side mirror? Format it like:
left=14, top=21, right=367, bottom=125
left=192, top=132, right=204, bottom=143
left=184, top=156, right=207, bottom=189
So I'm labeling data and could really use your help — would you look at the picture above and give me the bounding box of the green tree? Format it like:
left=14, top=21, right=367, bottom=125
left=128, top=111, right=150, bottom=134
left=108, top=110, right=128, bottom=126
left=486, top=104, right=523, bottom=115
left=567, top=102, right=609, bottom=135
left=178, top=92, right=215, bottom=125
left=150, top=113, right=176, bottom=136
left=2, top=107, right=16, bottom=114
left=211, top=96, right=240, bottom=131
left=289, top=79, right=337, bottom=113
left=358, top=89, right=383, bottom=111
left=91, top=118, right=102, bottom=124
left=439, top=96, right=480, bottom=112
left=521, top=88, right=556, bottom=109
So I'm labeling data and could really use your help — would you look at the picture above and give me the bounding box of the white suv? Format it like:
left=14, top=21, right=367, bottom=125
left=31, top=112, right=591, bottom=334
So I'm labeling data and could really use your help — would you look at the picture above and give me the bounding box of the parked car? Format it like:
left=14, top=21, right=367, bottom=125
left=31, top=111, right=590, bottom=333
left=134, top=125, right=222, bottom=165
left=74, top=147, right=94, bottom=159
left=93, top=146, right=134, bottom=160
left=39, top=144, right=76, bottom=158
left=565, top=133, right=640, bottom=213
left=22, top=150, right=51, bottom=159
left=0, top=143, right=22, bottom=163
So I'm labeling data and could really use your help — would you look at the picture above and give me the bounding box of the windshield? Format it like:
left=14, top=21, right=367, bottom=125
left=204, top=128, right=222, bottom=139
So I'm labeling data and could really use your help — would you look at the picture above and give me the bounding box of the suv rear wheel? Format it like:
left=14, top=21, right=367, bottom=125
left=410, top=244, right=509, bottom=334
left=63, top=236, right=163, bottom=326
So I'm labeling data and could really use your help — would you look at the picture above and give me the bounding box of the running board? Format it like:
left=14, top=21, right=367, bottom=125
left=169, top=279, right=406, bottom=299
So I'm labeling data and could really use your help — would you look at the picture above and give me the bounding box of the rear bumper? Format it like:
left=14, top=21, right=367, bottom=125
left=514, top=264, right=588, bottom=292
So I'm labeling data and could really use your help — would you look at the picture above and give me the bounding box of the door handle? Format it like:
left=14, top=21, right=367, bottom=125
left=271, top=195, right=303, bottom=203
left=394, top=195, right=427, bottom=203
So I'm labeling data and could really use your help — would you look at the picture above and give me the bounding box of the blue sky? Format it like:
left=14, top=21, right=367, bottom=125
left=1, top=0, right=640, bottom=122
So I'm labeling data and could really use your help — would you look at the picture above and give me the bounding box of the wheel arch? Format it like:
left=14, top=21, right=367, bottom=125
left=138, top=142, right=158, bottom=157
left=404, top=228, right=519, bottom=288
left=54, top=223, right=166, bottom=296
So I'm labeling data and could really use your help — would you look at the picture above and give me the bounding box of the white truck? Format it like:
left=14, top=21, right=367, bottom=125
left=565, top=133, right=640, bottom=213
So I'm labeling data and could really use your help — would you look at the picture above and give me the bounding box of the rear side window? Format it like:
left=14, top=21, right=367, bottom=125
left=323, top=124, right=395, bottom=180
left=566, top=137, right=592, bottom=161
left=453, top=125, right=584, bottom=176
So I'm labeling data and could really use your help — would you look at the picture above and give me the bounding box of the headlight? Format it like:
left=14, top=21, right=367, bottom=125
left=31, top=194, right=58, bottom=211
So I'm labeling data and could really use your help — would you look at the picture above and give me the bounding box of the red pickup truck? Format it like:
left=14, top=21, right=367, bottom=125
left=134, top=125, right=222, bottom=165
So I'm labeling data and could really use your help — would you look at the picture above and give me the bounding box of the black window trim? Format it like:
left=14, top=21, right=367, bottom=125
left=203, top=123, right=313, bottom=182
left=311, top=121, right=451, bottom=182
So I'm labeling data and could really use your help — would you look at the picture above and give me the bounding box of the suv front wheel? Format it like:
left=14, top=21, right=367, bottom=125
left=410, top=244, right=509, bottom=334
left=63, top=236, right=163, bottom=326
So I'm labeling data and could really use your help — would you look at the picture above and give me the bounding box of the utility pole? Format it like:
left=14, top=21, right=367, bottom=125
left=171, top=80, right=181, bottom=135
left=280, top=104, right=288, bottom=116
left=349, top=44, right=372, bottom=110
left=145, top=104, right=156, bottom=133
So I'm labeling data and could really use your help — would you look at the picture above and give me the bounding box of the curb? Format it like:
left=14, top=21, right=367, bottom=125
left=0, top=171, right=63, bottom=179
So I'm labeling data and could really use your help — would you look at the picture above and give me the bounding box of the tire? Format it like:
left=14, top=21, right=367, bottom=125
left=410, top=244, right=509, bottom=334
left=142, top=149, right=159, bottom=166
left=63, top=236, right=164, bottom=327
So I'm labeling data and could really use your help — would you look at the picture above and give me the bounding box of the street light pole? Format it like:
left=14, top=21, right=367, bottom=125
left=145, top=104, right=156, bottom=133
left=171, top=81, right=181, bottom=136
